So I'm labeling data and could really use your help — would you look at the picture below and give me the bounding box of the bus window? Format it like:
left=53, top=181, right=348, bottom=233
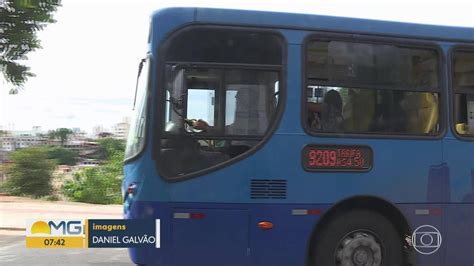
left=158, top=29, right=283, bottom=178
left=225, top=90, right=238, bottom=125
left=305, top=40, right=440, bottom=135
left=125, top=57, right=149, bottom=160
left=187, top=89, right=216, bottom=127
left=453, top=50, right=474, bottom=135
left=161, top=67, right=279, bottom=177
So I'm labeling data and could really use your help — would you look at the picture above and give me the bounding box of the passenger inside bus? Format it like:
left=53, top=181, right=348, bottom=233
left=307, top=88, right=439, bottom=135
left=307, top=89, right=344, bottom=131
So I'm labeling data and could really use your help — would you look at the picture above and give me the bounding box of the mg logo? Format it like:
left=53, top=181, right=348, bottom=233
left=48, top=221, right=83, bottom=235
left=28, top=219, right=84, bottom=236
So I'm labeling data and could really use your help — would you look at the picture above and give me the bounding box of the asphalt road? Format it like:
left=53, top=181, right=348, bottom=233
left=0, top=234, right=133, bottom=266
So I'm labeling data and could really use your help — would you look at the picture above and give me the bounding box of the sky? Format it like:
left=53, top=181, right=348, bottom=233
left=1, top=0, right=473, bottom=134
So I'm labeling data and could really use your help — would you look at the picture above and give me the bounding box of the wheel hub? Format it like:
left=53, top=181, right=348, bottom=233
left=353, top=248, right=369, bottom=264
left=335, top=231, right=382, bottom=266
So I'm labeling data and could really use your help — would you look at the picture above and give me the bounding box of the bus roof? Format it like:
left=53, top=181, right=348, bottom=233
left=152, top=7, right=474, bottom=43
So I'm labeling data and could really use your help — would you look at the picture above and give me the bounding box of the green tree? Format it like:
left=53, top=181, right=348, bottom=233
left=62, top=137, right=124, bottom=204
left=1, top=0, right=61, bottom=93
left=3, top=147, right=56, bottom=197
left=0, top=164, right=6, bottom=192
left=48, top=128, right=73, bottom=146
left=47, top=129, right=56, bottom=139
left=63, top=150, right=123, bottom=204
left=94, top=138, right=125, bottom=160
left=47, top=146, right=77, bottom=165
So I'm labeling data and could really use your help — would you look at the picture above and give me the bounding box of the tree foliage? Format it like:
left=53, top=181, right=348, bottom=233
left=48, top=128, right=73, bottom=145
left=47, top=146, right=77, bottom=165
left=1, top=0, right=61, bottom=93
left=62, top=151, right=123, bottom=204
left=3, top=147, right=56, bottom=197
left=62, top=138, right=124, bottom=204
left=94, top=138, right=125, bottom=160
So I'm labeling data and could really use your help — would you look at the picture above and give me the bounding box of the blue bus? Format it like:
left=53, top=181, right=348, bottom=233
left=123, top=7, right=474, bottom=266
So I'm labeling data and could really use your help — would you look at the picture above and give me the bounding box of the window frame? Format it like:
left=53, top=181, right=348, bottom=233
left=124, top=55, right=152, bottom=163
left=302, top=32, right=446, bottom=139
left=449, top=45, right=474, bottom=140
left=154, top=25, right=287, bottom=182
left=162, top=63, right=282, bottom=140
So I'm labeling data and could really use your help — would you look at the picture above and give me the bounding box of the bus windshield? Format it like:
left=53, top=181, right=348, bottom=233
left=125, top=58, right=148, bottom=159
left=157, top=28, right=283, bottom=178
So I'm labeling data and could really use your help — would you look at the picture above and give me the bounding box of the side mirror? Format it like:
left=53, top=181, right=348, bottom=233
left=169, top=68, right=186, bottom=110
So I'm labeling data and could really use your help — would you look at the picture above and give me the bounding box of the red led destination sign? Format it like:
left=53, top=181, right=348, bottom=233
left=302, top=144, right=373, bottom=172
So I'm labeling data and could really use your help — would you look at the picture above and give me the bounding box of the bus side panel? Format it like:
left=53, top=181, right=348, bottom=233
left=444, top=204, right=473, bottom=265
left=125, top=201, right=173, bottom=266
left=398, top=204, right=444, bottom=266
left=443, top=138, right=474, bottom=265
left=127, top=201, right=322, bottom=266
left=249, top=204, right=322, bottom=266
left=171, top=209, right=250, bottom=266
left=127, top=201, right=451, bottom=266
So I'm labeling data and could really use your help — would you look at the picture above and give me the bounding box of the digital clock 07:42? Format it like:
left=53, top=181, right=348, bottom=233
left=302, top=144, right=373, bottom=172
left=43, top=238, right=65, bottom=246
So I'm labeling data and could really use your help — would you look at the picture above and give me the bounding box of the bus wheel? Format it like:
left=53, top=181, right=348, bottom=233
left=311, top=209, right=404, bottom=266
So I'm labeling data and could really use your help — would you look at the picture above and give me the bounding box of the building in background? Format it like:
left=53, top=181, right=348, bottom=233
left=71, top=127, right=88, bottom=141
left=32, top=126, right=42, bottom=134
left=0, top=127, right=48, bottom=151
left=97, top=132, right=114, bottom=139
left=0, top=135, right=46, bottom=151
left=112, top=117, right=130, bottom=140
left=0, top=126, right=93, bottom=152
left=92, top=125, right=106, bottom=138
left=0, top=126, right=105, bottom=185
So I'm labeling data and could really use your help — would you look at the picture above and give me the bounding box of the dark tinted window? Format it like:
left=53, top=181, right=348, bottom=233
left=305, top=40, right=440, bottom=135
left=164, top=28, right=282, bottom=65
left=453, top=50, right=474, bottom=135
left=307, top=41, right=438, bottom=90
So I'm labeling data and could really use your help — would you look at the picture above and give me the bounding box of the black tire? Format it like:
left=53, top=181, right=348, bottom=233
left=311, top=209, right=405, bottom=266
